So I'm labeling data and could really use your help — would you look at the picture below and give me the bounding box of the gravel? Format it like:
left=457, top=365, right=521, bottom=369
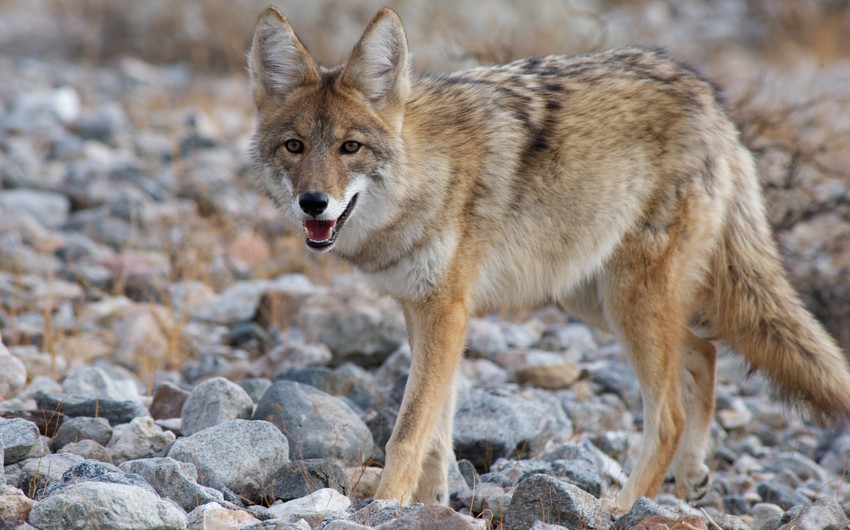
left=0, top=3, right=849, bottom=529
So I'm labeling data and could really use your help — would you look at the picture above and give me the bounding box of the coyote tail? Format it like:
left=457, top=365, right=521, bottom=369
left=707, top=149, right=850, bottom=423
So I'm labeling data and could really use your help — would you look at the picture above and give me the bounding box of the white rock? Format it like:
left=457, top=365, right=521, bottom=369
left=269, top=488, right=351, bottom=520
left=16, top=86, right=80, bottom=123
left=717, top=397, right=753, bottom=430
left=186, top=502, right=261, bottom=530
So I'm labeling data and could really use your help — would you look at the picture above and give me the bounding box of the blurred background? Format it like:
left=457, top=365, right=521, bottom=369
left=0, top=0, right=848, bottom=372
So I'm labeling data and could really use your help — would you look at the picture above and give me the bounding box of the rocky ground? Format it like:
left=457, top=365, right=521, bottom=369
left=2, top=2, right=850, bottom=530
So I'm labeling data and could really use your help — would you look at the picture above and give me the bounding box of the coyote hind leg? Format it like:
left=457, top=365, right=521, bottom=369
left=672, top=331, right=716, bottom=499
left=601, top=236, right=706, bottom=508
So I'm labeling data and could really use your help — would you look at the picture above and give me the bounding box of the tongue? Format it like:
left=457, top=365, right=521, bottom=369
left=305, top=220, right=336, bottom=242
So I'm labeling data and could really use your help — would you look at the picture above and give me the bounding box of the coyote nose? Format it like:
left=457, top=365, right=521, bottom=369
left=298, top=192, right=329, bottom=216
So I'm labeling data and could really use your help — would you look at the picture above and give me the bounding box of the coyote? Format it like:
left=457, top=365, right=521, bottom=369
left=248, top=6, right=850, bottom=510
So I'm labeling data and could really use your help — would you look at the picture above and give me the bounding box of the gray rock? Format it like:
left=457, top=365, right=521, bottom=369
left=567, top=387, right=635, bottom=427
left=193, top=280, right=270, bottom=324
left=817, top=430, right=850, bottom=476
left=491, top=458, right=601, bottom=494
left=462, top=358, right=510, bottom=387
left=453, top=389, right=569, bottom=470
left=589, top=431, right=630, bottom=460
left=457, top=482, right=511, bottom=518
left=119, top=457, right=225, bottom=512
left=253, top=381, right=378, bottom=466
left=180, top=377, right=254, bottom=436
left=465, top=318, right=509, bottom=358
left=34, top=390, right=149, bottom=426
left=0, top=419, right=40, bottom=465
left=723, top=494, right=752, bottom=516
left=323, top=521, right=373, bottom=530
left=505, top=474, right=610, bottom=530
left=479, top=471, right=512, bottom=488
left=530, top=523, right=570, bottom=530
left=244, top=521, right=311, bottom=530
left=586, top=363, right=642, bottom=406
left=57, top=439, right=113, bottom=463
left=0, top=189, right=70, bottom=229
left=72, top=103, right=126, bottom=144
left=238, top=378, right=273, bottom=404
left=0, top=237, right=60, bottom=276
left=349, top=499, right=424, bottom=527
left=0, top=345, right=26, bottom=400
left=17, top=453, right=85, bottom=500
left=778, top=497, right=849, bottom=530
left=447, top=451, right=472, bottom=500
left=535, top=323, right=597, bottom=355
left=28, top=481, right=186, bottom=530
left=541, top=442, right=604, bottom=496
left=297, top=283, right=407, bottom=366
left=107, top=416, right=176, bottom=464
left=765, top=452, right=829, bottom=484
left=167, top=419, right=289, bottom=503
left=62, top=366, right=141, bottom=402
left=51, top=416, right=113, bottom=450
left=613, top=497, right=677, bottom=530
left=707, top=511, right=751, bottom=530
left=41, top=459, right=155, bottom=499
left=54, top=232, right=114, bottom=263
left=169, top=280, right=216, bottom=316
left=457, top=459, right=479, bottom=490
left=757, top=481, right=809, bottom=510
left=375, top=504, right=486, bottom=529
left=374, top=345, right=411, bottom=389
left=752, top=503, right=784, bottom=530
left=277, top=364, right=382, bottom=412
left=263, top=459, right=349, bottom=502
left=366, top=407, right=396, bottom=453
left=64, top=207, right=134, bottom=249
left=60, top=261, right=113, bottom=290
left=251, top=342, right=333, bottom=379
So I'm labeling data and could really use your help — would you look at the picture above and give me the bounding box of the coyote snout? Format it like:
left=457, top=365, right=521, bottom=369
left=294, top=186, right=361, bottom=251
left=298, top=192, right=329, bottom=216
left=249, top=5, right=850, bottom=513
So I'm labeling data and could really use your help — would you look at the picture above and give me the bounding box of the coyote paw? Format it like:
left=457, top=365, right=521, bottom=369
left=600, top=497, right=629, bottom=517
left=674, top=464, right=711, bottom=501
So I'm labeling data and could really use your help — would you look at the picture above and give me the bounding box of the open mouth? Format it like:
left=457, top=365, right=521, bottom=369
left=303, top=193, right=359, bottom=250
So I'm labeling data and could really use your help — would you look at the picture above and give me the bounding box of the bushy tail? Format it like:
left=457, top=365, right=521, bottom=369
left=706, top=150, right=850, bottom=424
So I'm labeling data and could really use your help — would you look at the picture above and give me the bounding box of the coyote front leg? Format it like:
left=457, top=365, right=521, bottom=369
left=375, top=295, right=468, bottom=504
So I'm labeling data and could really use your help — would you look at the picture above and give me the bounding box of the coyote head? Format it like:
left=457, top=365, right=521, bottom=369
left=248, top=7, right=409, bottom=252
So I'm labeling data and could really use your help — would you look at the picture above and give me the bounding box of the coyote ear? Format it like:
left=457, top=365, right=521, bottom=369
left=248, top=6, right=319, bottom=108
left=340, top=8, right=410, bottom=111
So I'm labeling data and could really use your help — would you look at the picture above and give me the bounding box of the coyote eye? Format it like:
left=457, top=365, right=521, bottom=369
left=340, top=140, right=361, bottom=154
left=283, top=139, right=304, bottom=154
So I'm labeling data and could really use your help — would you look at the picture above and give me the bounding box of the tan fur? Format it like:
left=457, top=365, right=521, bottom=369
left=248, top=7, right=850, bottom=510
